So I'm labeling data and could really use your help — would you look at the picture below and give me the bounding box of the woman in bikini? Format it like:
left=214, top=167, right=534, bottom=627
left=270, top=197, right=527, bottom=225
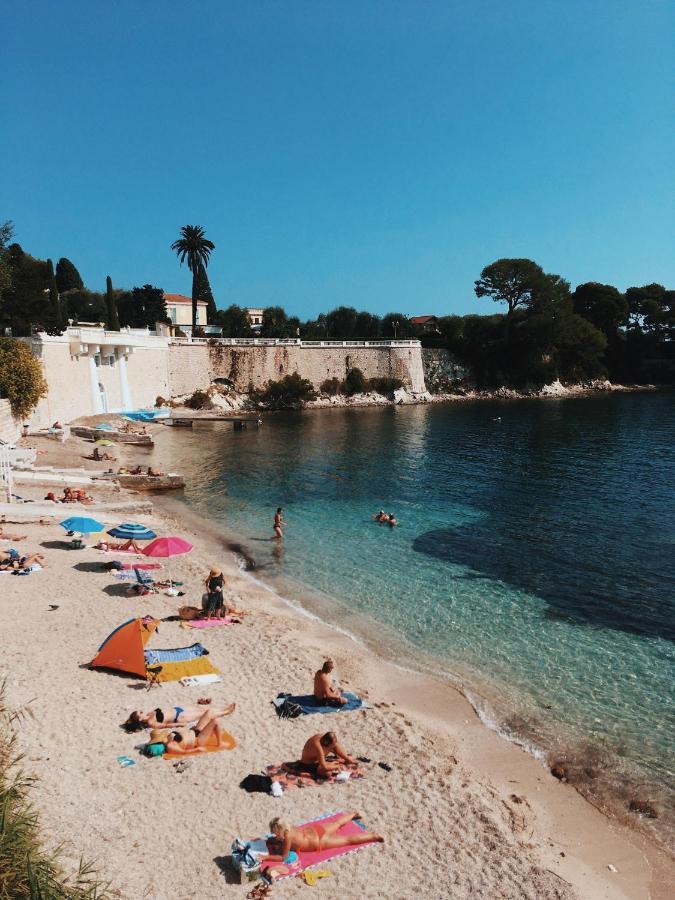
left=264, top=813, right=382, bottom=876
left=122, top=702, right=235, bottom=732
left=148, top=712, right=232, bottom=755
left=273, top=508, right=286, bottom=539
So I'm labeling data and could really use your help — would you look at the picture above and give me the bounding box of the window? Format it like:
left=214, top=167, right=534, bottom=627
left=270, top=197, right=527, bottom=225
left=94, top=354, right=101, bottom=367
left=169, top=307, right=177, bottom=323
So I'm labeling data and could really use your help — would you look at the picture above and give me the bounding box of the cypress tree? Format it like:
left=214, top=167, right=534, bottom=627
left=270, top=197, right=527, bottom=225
left=106, top=275, right=120, bottom=330
left=195, top=263, right=217, bottom=324
left=45, top=258, right=65, bottom=334
left=55, top=257, right=84, bottom=293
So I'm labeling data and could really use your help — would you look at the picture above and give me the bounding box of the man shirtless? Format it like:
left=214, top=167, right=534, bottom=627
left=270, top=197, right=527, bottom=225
left=300, top=731, right=356, bottom=777
left=313, top=659, right=347, bottom=706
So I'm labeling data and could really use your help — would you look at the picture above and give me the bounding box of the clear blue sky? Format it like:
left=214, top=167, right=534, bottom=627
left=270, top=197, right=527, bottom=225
left=3, top=1, right=673, bottom=318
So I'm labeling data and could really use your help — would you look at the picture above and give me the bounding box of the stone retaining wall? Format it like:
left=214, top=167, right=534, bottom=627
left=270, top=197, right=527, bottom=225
left=168, top=342, right=427, bottom=395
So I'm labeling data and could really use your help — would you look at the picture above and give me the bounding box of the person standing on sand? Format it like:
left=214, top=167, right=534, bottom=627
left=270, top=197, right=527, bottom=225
left=314, top=659, right=348, bottom=706
left=273, top=507, right=286, bottom=539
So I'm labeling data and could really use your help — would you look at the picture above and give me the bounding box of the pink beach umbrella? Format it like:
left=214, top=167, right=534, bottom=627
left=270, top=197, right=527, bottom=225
left=143, top=536, right=193, bottom=585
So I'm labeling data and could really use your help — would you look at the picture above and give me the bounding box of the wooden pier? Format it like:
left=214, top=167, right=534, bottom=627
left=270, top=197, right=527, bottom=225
left=161, top=415, right=262, bottom=430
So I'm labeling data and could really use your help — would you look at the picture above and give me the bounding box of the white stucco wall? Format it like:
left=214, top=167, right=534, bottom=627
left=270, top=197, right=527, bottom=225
left=27, top=331, right=171, bottom=425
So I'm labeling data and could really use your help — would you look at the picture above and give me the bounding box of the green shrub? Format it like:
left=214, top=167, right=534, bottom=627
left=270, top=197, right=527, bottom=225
left=256, top=372, right=317, bottom=408
left=320, top=377, right=342, bottom=396
left=184, top=389, right=209, bottom=409
left=369, top=376, right=404, bottom=396
left=0, top=338, right=47, bottom=418
left=343, top=367, right=368, bottom=396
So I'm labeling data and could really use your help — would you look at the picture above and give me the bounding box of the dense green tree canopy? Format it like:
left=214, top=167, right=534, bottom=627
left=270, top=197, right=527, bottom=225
left=117, top=284, right=168, bottom=329
left=572, top=282, right=628, bottom=336
left=55, top=257, right=84, bottom=293
left=214, top=304, right=252, bottom=337
left=475, top=258, right=547, bottom=314
left=0, top=244, right=49, bottom=335
left=381, top=312, right=413, bottom=338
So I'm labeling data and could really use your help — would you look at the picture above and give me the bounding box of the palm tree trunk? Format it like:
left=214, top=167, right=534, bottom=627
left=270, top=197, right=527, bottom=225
left=191, top=267, right=198, bottom=331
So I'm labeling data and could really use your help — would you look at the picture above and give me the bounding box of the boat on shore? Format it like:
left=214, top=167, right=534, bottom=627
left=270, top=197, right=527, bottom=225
left=110, top=473, right=185, bottom=491
left=71, top=426, right=153, bottom=445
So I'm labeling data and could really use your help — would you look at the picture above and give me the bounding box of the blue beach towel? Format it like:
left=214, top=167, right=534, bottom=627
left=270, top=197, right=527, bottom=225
left=144, top=643, right=208, bottom=666
left=273, top=692, right=363, bottom=717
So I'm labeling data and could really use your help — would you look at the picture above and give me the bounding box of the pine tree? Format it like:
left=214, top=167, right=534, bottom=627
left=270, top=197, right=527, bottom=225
left=55, top=257, right=84, bottom=293
left=106, top=275, right=120, bottom=331
left=195, top=262, right=217, bottom=323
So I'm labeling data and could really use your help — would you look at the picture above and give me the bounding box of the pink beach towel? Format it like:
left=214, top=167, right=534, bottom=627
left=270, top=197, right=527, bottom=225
left=260, top=812, right=378, bottom=881
left=184, top=617, right=234, bottom=629
left=120, top=562, right=162, bottom=571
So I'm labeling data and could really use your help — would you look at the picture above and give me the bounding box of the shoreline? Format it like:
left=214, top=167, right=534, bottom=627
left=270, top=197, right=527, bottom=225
left=2, top=432, right=673, bottom=898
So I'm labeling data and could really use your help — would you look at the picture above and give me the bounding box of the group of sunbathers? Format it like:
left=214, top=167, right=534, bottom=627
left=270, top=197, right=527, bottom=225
left=44, top=487, right=94, bottom=504
left=372, top=510, right=397, bottom=526
left=0, top=549, right=45, bottom=572
left=123, top=701, right=236, bottom=755
left=116, top=464, right=164, bottom=476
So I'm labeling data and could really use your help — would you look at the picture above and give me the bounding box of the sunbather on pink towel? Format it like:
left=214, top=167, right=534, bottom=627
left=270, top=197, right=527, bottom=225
left=264, top=812, right=383, bottom=872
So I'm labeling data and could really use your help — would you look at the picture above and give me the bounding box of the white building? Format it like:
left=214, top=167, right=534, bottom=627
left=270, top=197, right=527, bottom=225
left=246, top=307, right=264, bottom=333
left=163, top=293, right=208, bottom=331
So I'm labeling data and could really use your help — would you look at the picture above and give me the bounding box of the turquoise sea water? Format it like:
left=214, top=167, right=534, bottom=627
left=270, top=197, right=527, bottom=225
left=151, top=393, right=675, bottom=845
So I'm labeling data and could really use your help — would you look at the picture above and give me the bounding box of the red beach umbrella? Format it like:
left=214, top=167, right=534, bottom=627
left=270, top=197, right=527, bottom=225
left=143, top=536, right=193, bottom=586
left=142, top=536, right=193, bottom=557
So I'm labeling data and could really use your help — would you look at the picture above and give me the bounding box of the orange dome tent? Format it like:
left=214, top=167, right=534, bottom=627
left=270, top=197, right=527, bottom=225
left=89, top=616, right=221, bottom=682
left=90, top=616, right=159, bottom=677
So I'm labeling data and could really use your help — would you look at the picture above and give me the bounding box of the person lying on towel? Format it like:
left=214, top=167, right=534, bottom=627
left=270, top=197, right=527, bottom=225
left=262, top=813, right=383, bottom=879
left=122, top=702, right=235, bottom=732
left=313, top=659, right=348, bottom=706
left=300, top=731, right=357, bottom=777
left=147, top=707, right=234, bottom=755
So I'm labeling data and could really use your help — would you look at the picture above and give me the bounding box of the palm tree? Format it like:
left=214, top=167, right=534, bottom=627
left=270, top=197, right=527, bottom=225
left=170, top=225, right=215, bottom=330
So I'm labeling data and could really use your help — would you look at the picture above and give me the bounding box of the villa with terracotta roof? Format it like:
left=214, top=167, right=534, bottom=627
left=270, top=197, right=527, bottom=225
left=163, top=293, right=208, bottom=329
left=410, top=314, right=440, bottom=333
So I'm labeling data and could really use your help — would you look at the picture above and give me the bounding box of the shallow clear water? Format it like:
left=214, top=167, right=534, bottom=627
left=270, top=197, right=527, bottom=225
left=151, top=394, right=675, bottom=843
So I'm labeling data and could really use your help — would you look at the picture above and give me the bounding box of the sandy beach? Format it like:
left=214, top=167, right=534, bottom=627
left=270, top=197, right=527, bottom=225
left=1, top=434, right=672, bottom=900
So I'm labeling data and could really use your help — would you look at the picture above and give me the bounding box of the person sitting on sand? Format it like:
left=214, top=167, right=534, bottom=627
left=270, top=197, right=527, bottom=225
left=62, top=487, right=76, bottom=502
left=300, top=731, right=357, bottom=777
left=130, top=465, right=143, bottom=475
left=264, top=813, right=383, bottom=874
left=52, top=421, right=62, bottom=430
left=75, top=488, right=94, bottom=504
left=273, top=507, right=286, bottom=539
left=123, top=702, right=235, bottom=732
left=147, top=466, right=163, bottom=477
left=147, top=710, right=232, bottom=755
left=313, top=659, right=347, bottom=706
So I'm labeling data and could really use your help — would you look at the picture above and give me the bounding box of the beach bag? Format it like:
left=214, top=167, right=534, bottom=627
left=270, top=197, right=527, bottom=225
left=142, top=742, right=165, bottom=758
left=239, top=774, right=273, bottom=794
left=278, top=698, right=303, bottom=719
left=231, top=839, right=261, bottom=883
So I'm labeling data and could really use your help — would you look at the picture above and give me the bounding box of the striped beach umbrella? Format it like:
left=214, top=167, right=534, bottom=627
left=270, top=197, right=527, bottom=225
left=60, top=516, right=105, bottom=534
left=107, top=523, right=157, bottom=541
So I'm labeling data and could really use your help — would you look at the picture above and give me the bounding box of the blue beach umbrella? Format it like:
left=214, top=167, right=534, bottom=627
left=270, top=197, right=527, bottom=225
left=59, top=516, right=105, bottom=534
left=106, top=523, right=157, bottom=541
